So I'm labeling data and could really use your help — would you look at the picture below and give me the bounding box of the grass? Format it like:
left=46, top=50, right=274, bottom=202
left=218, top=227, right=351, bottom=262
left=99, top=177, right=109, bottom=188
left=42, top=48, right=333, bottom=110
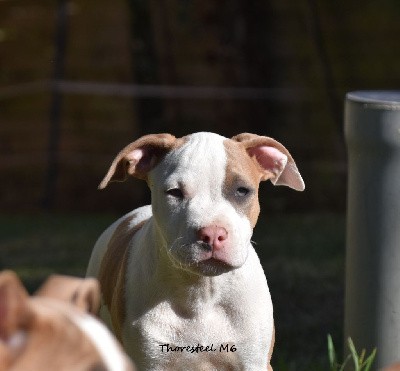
left=0, top=212, right=117, bottom=291
left=0, top=211, right=346, bottom=370
left=254, top=213, right=346, bottom=370
left=328, top=335, right=376, bottom=371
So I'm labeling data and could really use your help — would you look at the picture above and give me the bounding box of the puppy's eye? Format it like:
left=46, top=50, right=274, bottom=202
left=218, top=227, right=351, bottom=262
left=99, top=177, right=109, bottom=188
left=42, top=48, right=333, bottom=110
left=235, top=187, right=251, bottom=197
left=166, top=188, right=184, bottom=199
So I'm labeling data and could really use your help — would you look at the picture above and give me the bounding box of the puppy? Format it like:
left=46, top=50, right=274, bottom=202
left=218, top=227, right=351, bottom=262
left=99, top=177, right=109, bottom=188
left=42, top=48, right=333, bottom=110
left=0, top=271, right=134, bottom=371
left=87, top=132, right=304, bottom=370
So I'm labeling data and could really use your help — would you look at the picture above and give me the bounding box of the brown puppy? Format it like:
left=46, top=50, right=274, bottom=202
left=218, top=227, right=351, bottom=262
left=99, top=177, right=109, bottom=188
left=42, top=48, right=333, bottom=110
left=0, top=270, right=134, bottom=371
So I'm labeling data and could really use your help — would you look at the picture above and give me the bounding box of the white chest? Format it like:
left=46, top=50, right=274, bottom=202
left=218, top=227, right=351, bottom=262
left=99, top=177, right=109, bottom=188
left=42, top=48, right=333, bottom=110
left=124, top=295, right=272, bottom=370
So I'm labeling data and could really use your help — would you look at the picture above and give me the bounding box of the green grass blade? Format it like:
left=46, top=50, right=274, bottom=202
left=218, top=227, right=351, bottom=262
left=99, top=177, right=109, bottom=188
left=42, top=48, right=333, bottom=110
left=361, top=348, right=377, bottom=371
left=339, top=355, right=351, bottom=371
left=359, top=349, right=366, bottom=365
left=327, top=335, right=377, bottom=371
left=327, top=334, right=337, bottom=369
left=347, top=338, right=360, bottom=370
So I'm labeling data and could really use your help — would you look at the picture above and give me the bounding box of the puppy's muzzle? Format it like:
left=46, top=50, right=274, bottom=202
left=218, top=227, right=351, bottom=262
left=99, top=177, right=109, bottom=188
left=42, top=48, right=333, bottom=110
left=197, top=226, right=228, bottom=251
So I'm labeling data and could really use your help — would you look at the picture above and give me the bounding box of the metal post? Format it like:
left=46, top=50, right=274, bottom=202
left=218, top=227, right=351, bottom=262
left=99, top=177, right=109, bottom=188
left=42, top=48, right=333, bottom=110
left=344, top=91, right=400, bottom=368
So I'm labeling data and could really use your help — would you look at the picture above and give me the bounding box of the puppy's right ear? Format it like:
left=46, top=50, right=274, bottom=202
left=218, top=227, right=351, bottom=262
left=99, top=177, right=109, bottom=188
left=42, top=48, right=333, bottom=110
left=0, top=271, right=30, bottom=340
left=99, top=133, right=177, bottom=189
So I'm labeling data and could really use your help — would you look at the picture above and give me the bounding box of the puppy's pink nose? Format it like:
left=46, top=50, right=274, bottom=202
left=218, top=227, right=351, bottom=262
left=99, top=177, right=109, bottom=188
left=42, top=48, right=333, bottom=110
left=197, top=226, right=228, bottom=250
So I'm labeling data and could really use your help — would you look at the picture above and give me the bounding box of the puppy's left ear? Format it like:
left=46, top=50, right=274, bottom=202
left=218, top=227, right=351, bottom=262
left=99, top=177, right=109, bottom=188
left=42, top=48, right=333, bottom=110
left=0, top=271, right=30, bottom=340
left=36, top=275, right=101, bottom=315
left=232, top=133, right=305, bottom=191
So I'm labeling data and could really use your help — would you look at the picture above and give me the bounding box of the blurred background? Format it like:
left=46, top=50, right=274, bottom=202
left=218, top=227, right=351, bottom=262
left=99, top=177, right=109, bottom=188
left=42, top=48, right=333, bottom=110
left=1, top=0, right=399, bottom=369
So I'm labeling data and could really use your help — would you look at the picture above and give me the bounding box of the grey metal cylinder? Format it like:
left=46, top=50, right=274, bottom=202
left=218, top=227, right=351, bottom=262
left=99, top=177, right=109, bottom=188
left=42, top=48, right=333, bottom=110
left=345, top=91, right=400, bottom=369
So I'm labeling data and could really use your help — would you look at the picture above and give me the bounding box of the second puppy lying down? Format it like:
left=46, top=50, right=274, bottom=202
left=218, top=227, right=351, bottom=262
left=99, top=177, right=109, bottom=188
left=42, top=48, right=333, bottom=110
left=0, top=271, right=134, bottom=371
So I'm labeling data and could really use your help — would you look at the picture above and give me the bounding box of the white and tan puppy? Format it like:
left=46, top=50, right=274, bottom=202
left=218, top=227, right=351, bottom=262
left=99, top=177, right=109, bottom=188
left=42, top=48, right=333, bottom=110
left=87, top=132, right=305, bottom=370
left=0, top=271, right=134, bottom=371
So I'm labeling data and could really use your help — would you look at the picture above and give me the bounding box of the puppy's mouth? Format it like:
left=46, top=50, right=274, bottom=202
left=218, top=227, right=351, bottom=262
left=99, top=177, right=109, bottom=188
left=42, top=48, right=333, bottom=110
left=168, top=241, right=243, bottom=276
left=196, top=257, right=234, bottom=275
left=189, top=249, right=239, bottom=276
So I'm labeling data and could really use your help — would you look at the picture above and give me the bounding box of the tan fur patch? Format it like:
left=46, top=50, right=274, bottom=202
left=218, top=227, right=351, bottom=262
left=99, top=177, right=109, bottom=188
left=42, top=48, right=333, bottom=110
left=35, top=275, right=100, bottom=315
left=267, top=325, right=275, bottom=370
left=98, top=215, right=148, bottom=341
left=5, top=301, right=109, bottom=371
left=231, top=133, right=296, bottom=175
left=223, top=140, right=262, bottom=228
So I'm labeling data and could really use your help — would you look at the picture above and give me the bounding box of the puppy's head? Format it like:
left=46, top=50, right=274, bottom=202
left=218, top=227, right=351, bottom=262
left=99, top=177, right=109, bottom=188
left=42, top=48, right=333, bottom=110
left=99, top=132, right=304, bottom=276
left=0, top=271, right=134, bottom=371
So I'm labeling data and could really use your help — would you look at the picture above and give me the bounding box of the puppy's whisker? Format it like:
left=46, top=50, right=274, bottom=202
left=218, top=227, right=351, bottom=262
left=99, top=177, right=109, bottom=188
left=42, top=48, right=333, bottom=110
left=169, top=236, right=184, bottom=251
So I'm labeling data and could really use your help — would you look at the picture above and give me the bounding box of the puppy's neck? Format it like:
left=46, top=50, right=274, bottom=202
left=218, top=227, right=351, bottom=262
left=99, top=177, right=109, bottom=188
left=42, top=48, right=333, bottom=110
left=148, top=221, right=222, bottom=316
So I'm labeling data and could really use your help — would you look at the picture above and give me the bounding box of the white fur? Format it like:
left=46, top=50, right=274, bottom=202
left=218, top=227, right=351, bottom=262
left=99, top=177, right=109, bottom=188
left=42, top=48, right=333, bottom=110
left=87, top=132, right=274, bottom=370
left=149, top=133, right=253, bottom=273
left=71, top=311, right=128, bottom=371
left=7, top=331, right=27, bottom=352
